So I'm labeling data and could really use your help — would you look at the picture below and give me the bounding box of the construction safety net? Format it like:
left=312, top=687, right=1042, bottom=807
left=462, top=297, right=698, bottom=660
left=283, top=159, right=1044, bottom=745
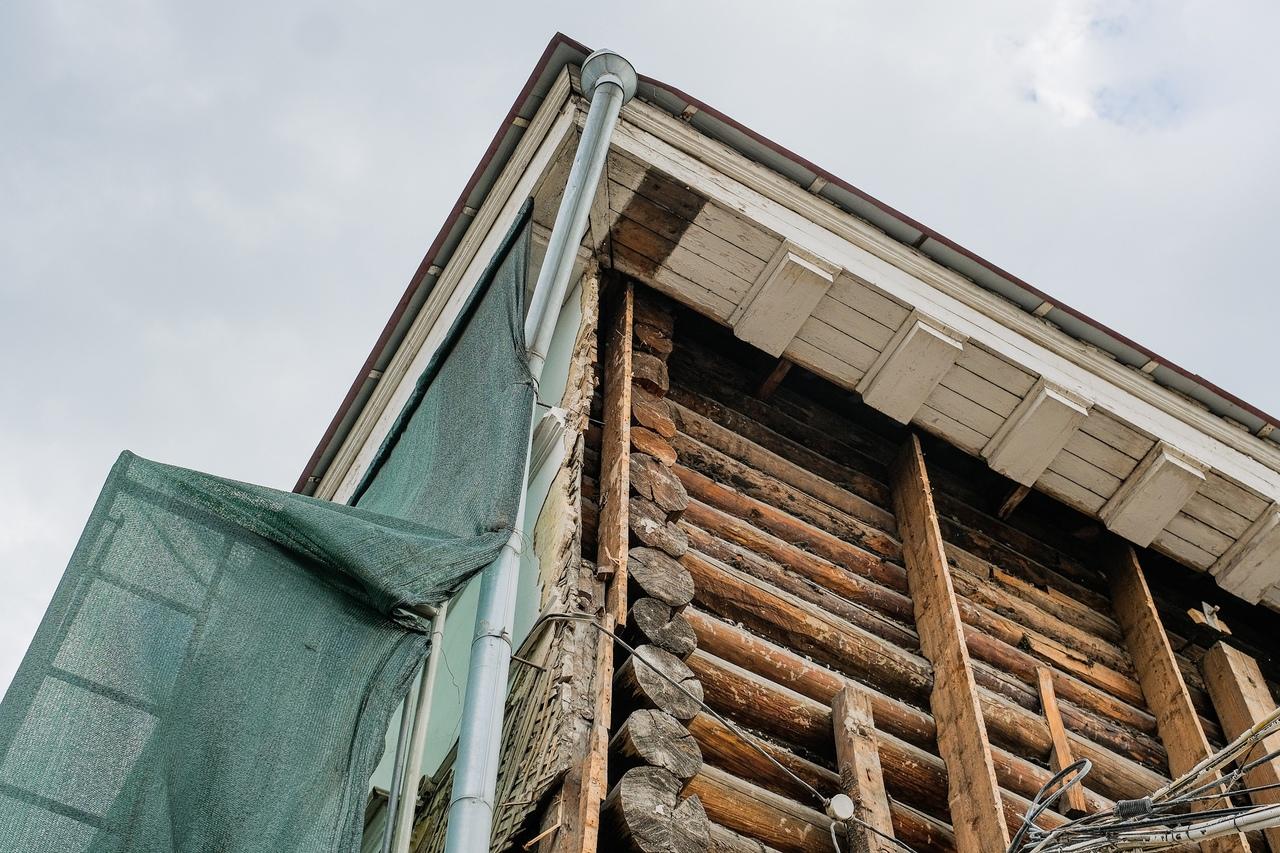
left=0, top=206, right=535, bottom=852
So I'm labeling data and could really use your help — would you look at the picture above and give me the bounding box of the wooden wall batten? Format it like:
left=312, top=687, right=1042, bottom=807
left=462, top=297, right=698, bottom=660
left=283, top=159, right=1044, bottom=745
left=833, top=684, right=897, bottom=853
left=1110, top=546, right=1251, bottom=853
left=890, top=434, right=1011, bottom=853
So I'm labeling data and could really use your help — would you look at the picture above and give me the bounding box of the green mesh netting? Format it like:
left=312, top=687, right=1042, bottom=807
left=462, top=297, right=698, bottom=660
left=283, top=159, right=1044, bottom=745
left=0, top=204, right=535, bottom=853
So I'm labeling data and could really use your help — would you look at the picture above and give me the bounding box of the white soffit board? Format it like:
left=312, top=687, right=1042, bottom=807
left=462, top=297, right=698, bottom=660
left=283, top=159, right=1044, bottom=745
left=731, top=240, right=838, bottom=356
left=984, top=379, right=1093, bottom=486
left=1101, top=442, right=1206, bottom=547
left=857, top=311, right=967, bottom=424
left=1212, top=505, right=1280, bottom=603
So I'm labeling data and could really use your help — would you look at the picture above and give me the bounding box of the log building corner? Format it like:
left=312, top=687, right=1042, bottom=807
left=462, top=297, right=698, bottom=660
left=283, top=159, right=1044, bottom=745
left=296, top=35, right=1280, bottom=853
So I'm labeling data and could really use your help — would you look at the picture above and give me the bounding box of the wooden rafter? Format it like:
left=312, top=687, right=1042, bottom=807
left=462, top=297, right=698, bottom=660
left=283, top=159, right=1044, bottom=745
left=1109, top=545, right=1250, bottom=853
left=890, top=433, right=1010, bottom=853
left=1202, top=642, right=1280, bottom=853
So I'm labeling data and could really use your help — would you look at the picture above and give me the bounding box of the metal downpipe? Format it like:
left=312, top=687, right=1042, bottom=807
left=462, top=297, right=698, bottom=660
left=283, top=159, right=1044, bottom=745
left=442, top=49, right=636, bottom=853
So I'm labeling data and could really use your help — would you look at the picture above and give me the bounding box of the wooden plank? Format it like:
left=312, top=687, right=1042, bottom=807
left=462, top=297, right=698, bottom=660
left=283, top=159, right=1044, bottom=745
left=1202, top=642, right=1280, bottom=853
left=785, top=336, right=866, bottom=388
left=1047, top=450, right=1122, bottom=499
left=940, top=364, right=1023, bottom=418
left=833, top=685, right=897, bottom=853
left=1167, top=512, right=1235, bottom=557
left=1184, top=492, right=1254, bottom=540
left=1064, top=428, right=1140, bottom=479
left=1036, top=470, right=1106, bottom=514
left=813, top=292, right=898, bottom=352
left=1079, top=411, right=1154, bottom=461
left=1110, top=546, right=1249, bottom=853
left=827, top=273, right=911, bottom=331
left=596, top=282, right=634, bottom=593
left=954, top=345, right=1036, bottom=398
left=1035, top=666, right=1090, bottom=818
left=794, top=316, right=879, bottom=373
left=924, top=382, right=1005, bottom=438
left=1152, top=529, right=1218, bottom=571
left=890, top=434, right=1010, bottom=853
left=913, top=404, right=988, bottom=456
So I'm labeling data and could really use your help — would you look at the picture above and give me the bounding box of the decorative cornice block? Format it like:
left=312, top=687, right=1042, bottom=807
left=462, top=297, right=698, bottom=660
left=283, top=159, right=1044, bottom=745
left=1100, top=442, right=1205, bottom=547
left=730, top=241, right=838, bottom=357
left=983, top=379, right=1092, bottom=487
left=1212, top=504, right=1280, bottom=603
left=856, top=311, right=966, bottom=424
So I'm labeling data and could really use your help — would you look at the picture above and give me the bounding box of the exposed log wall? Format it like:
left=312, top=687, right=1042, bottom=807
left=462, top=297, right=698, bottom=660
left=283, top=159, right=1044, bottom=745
left=575, top=290, right=1263, bottom=853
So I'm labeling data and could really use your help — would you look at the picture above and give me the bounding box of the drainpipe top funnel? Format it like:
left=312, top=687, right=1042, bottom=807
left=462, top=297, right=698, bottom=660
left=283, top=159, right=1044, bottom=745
left=580, top=48, right=637, bottom=104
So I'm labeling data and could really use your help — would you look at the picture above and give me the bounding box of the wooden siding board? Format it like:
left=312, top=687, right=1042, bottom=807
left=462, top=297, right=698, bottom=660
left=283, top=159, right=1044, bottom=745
left=939, top=365, right=1022, bottom=418
left=1036, top=471, right=1107, bottom=514
left=1046, top=449, right=1123, bottom=500
left=914, top=404, right=988, bottom=456
left=814, top=292, right=897, bottom=351
left=924, top=382, right=1006, bottom=439
left=954, top=345, right=1036, bottom=398
left=1079, top=412, right=1155, bottom=461
left=827, top=273, right=911, bottom=331
left=796, top=314, right=880, bottom=372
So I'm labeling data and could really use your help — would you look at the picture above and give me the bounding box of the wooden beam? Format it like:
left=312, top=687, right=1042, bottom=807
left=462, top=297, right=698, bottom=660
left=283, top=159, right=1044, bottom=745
left=1035, top=666, right=1090, bottom=818
left=1202, top=642, right=1280, bottom=853
left=1110, top=545, right=1250, bottom=853
left=983, top=379, right=1091, bottom=487
left=597, top=282, right=634, bottom=593
left=730, top=241, right=836, bottom=357
left=889, top=433, right=1010, bottom=853
left=997, top=484, right=1032, bottom=520
left=562, top=282, right=631, bottom=853
left=857, top=316, right=966, bottom=424
left=832, top=685, right=896, bottom=853
left=756, top=359, right=792, bottom=401
left=1101, top=442, right=1205, bottom=547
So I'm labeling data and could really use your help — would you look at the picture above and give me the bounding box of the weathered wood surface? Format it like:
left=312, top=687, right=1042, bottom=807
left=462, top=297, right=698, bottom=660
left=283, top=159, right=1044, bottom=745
left=596, top=282, right=634, bottom=587
left=632, top=452, right=689, bottom=514
left=633, top=386, right=677, bottom=438
left=890, top=434, right=1009, bottom=853
left=617, top=644, right=704, bottom=722
left=833, top=685, right=897, bottom=853
left=687, top=764, right=956, bottom=853
left=631, top=496, right=689, bottom=557
left=611, top=709, right=703, bottom=780
left=628, top=546, right=695, bottom=608
left=629, top=597, right=698, bottom=658
left=1202, top=642, right=1280, bottom=853
left=686, top=644, right=1111, bottom=819
left=680, top=550, right=1167, bottom=797
left=633, top=351, right=670, bottom=395
left=1036, top=666, right=1090, bottom=817
left=708, top=822, right=784, bottom=853
left=1110, top=546, right=1249, bottom=853
left=634, top=427, right=679, bottom=467
left=602, top=766, right=710, bottom=853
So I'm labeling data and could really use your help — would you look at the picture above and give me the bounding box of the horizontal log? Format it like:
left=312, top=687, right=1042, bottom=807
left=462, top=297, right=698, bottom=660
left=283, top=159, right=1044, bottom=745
left=632, top=452, right=689, bottom=514
left=634, top=386, right=677, bottom=438
left=684, top=606, right=1167, bottom=803
left=675, top=423, right=1138, bottom=690
left=629, top=598, right=698, bottom=658
left=686, top=646, right=1109, bottom=822
left=602, top=766, right=709, bottom=853
left=629, top=547, right=695, bottom=608
left=679, top=472, right=1156, bottom=735
left=634, top=427, right=678, bottom=467
left=617, top=645, right=704, bottom=722
left=633, top=351, right=669, bottom=395
left=708, top=822, right=783, bottom=853
left=688, top=764, right=955, bottom=853
left=631, top=497, right=689, bottom=558
left=611, top=709, right=703, bottom=780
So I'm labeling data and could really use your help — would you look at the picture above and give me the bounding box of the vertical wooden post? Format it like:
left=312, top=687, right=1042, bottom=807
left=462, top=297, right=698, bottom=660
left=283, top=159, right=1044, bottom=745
left=1203, top=642, right=1280, bottom=853
left=890, top=434, right=1010, bottom=853
left=558, top=282, right=633, bottom=853
left=1110, top=545, right=1251, bottom=853
left=1035, top=666, right=1090, bottom=818
left=833, top=684, right=895, bottom=853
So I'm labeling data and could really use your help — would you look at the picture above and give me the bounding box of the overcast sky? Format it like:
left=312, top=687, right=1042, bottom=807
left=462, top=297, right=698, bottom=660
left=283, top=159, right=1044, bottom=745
left=3, top=1, right=1278, bottom=693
